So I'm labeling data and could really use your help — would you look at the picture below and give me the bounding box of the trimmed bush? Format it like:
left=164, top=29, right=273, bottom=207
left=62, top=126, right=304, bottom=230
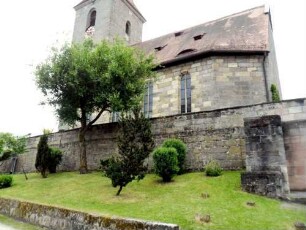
left=271, top=84, right=280, bottom=102
left=205, top=160, right=222, bottom=177
left=162, top=138, right=187, bottom=174
left=153, top=147, right=179, bottom=182
left=0, top=175, right=13, bottom=189
left=48, top=147, right=63, bottom=173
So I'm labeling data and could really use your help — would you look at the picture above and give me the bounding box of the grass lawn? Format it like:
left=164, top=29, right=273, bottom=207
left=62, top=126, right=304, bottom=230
left=0, top=171, right=305, bottom=230
left=0, top=214, right=42, bottom=230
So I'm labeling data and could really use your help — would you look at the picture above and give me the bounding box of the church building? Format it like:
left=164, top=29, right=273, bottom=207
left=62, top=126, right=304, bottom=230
left=69, top=0, right=281, bottom=125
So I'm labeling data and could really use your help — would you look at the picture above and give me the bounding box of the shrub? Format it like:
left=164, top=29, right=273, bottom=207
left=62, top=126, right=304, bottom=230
left=35, top=133, right=50, bottom=178
left=0, top=175, right=13, bottom=189
left=48, top=147, right=63, bottom=173
left=162, top=138, right=187, bottom=174
left=101, top=109, right=154, bottom=196
left=153, top=147, right=179, bottom=182
left=270, top=84, right=280, bottom=102
left=205, top=160, right=222, bottom=177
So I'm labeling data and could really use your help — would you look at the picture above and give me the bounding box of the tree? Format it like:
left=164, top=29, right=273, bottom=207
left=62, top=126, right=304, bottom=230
left=35, top=131, right=50, bottom=178
left=101, top=108, right=154, bottom=196
left=0, top=133, right=27, bottom=162
left=36, top=39, right=155, bottom=174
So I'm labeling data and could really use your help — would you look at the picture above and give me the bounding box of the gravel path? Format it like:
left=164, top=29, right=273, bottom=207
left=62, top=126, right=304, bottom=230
left=0, top=222, right=16, bottom=230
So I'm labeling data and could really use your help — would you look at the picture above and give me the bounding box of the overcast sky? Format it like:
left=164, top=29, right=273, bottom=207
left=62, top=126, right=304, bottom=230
left=0, top=0, right=305, bottom=136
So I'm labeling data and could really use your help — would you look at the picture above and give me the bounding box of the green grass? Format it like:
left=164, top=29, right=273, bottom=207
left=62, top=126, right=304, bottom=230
left=0, top=214, right=42, bottom=230
left=0, top=171, right=305, bottom=230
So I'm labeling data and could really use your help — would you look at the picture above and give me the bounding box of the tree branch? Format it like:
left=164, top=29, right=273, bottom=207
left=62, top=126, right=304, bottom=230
left=84, top=106, right=107, bottom=132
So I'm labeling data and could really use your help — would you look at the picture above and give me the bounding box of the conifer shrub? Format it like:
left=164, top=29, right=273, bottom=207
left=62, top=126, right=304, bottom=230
left=35, top=133, right=50, bottom=178
left=162, top=138, right=187, bottom=174
left=48, top=147, right=63, bottom=173
left=153, top=147, right=179, bottom=182
left=0, top=175, right=13, bottom=189
left=271, top=84, right=280, bottom=102
left=204, top=160, right=222, bottom=177
left=101, top=109, right=154, bottom=196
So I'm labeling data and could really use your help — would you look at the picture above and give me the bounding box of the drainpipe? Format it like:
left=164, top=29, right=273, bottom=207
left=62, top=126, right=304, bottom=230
left=262, top=52, right=270, bottom=102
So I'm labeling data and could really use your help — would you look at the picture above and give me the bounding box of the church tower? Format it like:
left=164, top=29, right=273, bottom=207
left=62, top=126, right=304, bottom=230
left=72, top=0, right=146, bottom=44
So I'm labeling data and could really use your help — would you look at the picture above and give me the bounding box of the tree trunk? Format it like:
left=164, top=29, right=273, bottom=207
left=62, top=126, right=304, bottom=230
left=116, top=185, right=123, bottom=196
left=79, top=129, right=88, bottom=174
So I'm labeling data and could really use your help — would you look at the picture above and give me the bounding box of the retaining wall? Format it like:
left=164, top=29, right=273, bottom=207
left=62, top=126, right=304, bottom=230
left=0, top=198, right=179, bottom=230
left=1, top=99, right=305, bottom=190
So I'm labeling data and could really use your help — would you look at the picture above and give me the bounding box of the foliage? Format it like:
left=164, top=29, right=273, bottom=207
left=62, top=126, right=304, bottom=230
left=271, top=84, right=280, bottom=102
left=0, top=133, right=27, bottom=160
left=204, top=160, right=222, bottom=177
left=35, top=133, right=50, bottom=178
left=101, top=109, right=154, bottom=195
left=162, top=138, right=187, bottom=174
left=48, top=147, right=63, bottom=173
left=0, top=175, right=13, bottom=189
left=153, top=147, right=179, bottom=182
left=36, top=39, right=156, bottom=174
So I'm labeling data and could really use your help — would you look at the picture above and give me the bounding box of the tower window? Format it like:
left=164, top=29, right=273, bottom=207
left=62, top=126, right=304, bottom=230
left=144, top=82, right=153, bottom=118
left=90, top=10, right=96, bottom=27
left=181, top=73, right=191, bottom=113
left=126, top=21, right=131, bottom=36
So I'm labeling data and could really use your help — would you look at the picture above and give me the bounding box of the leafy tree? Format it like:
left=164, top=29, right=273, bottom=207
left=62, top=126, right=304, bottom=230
left=0, top=133, right=27, bottom=162
left=153, top=147, right=179, bottom=182
left=35, top=131, right=50, bottom=178
left=270, top=84, right=280, bottom=102
left=36, top=39, right=155, bottom=174
left=162, top=138, right=187, bottom=174
left=101, top=108, right=154, bottom=196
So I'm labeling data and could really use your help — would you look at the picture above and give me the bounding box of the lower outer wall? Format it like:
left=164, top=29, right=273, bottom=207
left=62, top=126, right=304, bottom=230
left=1, top=99, right=306, bottom=190
left=283, top=120, right=306, bottom=190
left=0, top=198, right=179, bottom=230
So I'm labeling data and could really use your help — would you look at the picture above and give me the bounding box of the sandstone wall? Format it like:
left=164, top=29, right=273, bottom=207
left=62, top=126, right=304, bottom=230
left=1, top=99, right=305, bottom=178
left=283, top=120, right=306, bottom=191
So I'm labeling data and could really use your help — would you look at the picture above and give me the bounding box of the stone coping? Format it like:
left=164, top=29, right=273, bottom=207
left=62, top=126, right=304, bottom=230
left=0, top=197, right=179, bottom=230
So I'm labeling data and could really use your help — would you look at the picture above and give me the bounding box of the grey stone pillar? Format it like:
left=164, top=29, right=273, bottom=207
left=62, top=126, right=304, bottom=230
left=241, top=115, right=290, bottom=198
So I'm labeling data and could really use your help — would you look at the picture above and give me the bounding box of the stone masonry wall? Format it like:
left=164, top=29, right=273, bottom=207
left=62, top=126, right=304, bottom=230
left=92, top=55, right=268, bottom=125
left=242, top=115, right=289, bottom=197
left=0, top=198, right=179, bottom=230
left=283, top=120, right=306, bottom=191
left=1, top=98, right=305, bottom=191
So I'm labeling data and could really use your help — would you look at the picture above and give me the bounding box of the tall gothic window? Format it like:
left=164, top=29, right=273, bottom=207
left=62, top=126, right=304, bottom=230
left=181, top=73, right=191, bottom=113
left=89, top=10, right=96, bottom=27
left=144, top=82, right=153, bottom=118
left=125, top=21, right=131, bottom=36
left=111, top=111, right=120, bottom=122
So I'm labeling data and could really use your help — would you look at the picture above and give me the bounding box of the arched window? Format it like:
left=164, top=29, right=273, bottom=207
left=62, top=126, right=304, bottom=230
left=89, top=10, right=96, bottom=27
left=125, top=21, right=131, bottom=36
left=181, top=73, right=191, bottom=113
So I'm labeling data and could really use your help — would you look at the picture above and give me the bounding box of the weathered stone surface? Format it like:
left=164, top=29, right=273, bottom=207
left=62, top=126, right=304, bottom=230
left=241, top=171, right=286, bottom=198
left=0, top=198, right=179, bottom=230
left=242, top=115, right=290, bottom=197
left=283, top=120, right=306, bottom=190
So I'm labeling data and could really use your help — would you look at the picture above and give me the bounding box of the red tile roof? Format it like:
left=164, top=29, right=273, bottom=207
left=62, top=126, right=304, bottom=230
left=135, top=6, right=269, bottom=65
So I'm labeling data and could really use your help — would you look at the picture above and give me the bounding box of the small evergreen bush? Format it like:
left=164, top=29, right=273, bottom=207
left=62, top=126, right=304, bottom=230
left=270, top=84, right=280, bottom=102
left=153, top=147, right=179, bottom=182
left=162, top=138, right=187, bottom=174
left=0, top=175, right=13, bottom=189
left=205, top=160, right=222, bottom=177
left=48, top=147, right=63, bottom=173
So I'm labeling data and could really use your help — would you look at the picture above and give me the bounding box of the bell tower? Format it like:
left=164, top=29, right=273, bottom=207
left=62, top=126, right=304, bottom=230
left=72, top=0, right=146, bottom=44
